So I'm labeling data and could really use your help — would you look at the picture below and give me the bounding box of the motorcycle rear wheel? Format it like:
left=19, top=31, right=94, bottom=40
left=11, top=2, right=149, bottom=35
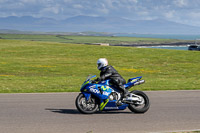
left=128, top=90, right=150, bottom=113
left=75, top=93, right=98, bottom=114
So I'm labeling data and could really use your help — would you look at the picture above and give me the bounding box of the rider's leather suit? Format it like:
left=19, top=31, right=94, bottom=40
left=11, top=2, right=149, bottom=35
left=98, top=65, right=127, bottom=97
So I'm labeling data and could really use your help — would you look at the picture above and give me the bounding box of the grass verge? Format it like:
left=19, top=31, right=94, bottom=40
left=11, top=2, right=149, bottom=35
left=0, top=39, right=199, bottom=93
left=0, top=34, right=187, bottom=45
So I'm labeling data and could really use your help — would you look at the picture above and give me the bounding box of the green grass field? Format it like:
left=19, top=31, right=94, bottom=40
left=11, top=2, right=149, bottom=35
left=0, top=34, right=184, bottom=45
left=0, top=39, right=199, bottom=93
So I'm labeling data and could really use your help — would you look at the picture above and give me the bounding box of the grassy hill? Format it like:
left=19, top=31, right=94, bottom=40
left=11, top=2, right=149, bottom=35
left=0, top=33, right=190, bottom=45
left=0, top=39, right=199, bottom=93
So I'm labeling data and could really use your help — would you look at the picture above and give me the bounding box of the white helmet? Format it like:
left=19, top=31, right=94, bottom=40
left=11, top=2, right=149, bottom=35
left=97, top=58, right=108, bottom=70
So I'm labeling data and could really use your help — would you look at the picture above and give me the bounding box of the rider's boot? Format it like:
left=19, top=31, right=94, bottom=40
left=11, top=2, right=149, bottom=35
left=121, top=87, right=129, bottom=100
left=116, top=86, right=129, bottom=106
left=116, top=100, right=123, bottom=106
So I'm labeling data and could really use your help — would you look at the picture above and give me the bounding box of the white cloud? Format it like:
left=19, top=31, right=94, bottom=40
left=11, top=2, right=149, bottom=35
left=129, top=0, right=138, bottom=4
left=20, top=0, right=36, bottom=3
left=188, top=12, right=200, bottom=18
left=40, top=4, right=60, bottom=15
left=138, top=11, right=149, bottom=16
left=173, top=0, right=188, bottom=7
left=164, top=10, right=175, bottom=19
left=1, top=0, right=200, bottom=27
left=63, top=0, right=73, bottom=2
left=73, top=4, right=83, bottom=9
left=97, top=7, right=109, bottom=15
left=0, top=0, right=8, bottom=3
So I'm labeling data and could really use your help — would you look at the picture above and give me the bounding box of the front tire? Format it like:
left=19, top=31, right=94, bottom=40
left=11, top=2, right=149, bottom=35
left=128, top=90, right=150, bottom=113
left=75, top=93, right=98, bottom=114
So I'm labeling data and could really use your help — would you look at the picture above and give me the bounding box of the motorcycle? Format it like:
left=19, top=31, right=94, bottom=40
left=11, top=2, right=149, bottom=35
left=75, top=75, right=150, bottom=114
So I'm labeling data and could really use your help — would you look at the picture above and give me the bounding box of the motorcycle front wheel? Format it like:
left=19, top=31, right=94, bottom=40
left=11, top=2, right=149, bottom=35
left=128, top=90, right=150, bottom=113
left=75, top=93, right=98, bottom=114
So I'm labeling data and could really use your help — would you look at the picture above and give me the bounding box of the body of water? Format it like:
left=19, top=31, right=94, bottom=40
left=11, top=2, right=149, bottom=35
left=117, top=34, right=200, bottom=40
left=116, top=34, right=200, bottom=50
left=147, top=46, right=188, bottom=50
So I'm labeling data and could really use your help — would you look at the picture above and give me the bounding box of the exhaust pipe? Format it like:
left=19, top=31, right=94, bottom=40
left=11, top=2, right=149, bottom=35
left=126, top=80, right=145, bottom=90
left=134, top=80, right=145, bottom=86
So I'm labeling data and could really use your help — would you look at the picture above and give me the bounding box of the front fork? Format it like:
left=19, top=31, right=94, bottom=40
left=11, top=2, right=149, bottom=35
left=82, top=92, right=110, bottom=111
left=82, top=92, right=92, bottom=103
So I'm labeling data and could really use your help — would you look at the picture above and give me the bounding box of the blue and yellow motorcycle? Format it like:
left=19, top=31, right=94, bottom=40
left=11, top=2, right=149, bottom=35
left=75, top=75, right=150, bottom=114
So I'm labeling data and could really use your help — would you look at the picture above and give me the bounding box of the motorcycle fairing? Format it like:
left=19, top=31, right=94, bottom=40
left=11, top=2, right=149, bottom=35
left=76, top=75, right=149, bottom=113
left=81, top=81, right=128, bottom=111
left=102, top=100, right=128, bottom=111
left=82, top=92, right=91, bottom=101
left=80, top=75, right=142, bottom=111
left=81, top=81, right=113, bottom=100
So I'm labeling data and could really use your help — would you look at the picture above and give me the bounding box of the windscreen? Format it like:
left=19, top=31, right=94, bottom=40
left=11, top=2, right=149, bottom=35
left=86, top=75, right=96, bottom=81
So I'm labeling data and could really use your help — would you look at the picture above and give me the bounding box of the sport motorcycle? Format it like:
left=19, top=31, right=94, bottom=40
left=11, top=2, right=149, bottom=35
left=75, top=75, right=150, bottom=114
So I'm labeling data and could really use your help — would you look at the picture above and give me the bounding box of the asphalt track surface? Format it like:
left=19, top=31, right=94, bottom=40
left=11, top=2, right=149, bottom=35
left=0, top=91, right=200, bottom=133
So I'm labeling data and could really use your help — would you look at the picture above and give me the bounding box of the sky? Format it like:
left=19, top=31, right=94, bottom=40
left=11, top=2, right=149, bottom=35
left=0, top=0, right=200, bottom=27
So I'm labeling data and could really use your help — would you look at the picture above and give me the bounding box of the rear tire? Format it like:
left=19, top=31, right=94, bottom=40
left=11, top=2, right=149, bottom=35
left=75, top=93, right=98, bottom=114
left=128, top=90, right=150, bottom=113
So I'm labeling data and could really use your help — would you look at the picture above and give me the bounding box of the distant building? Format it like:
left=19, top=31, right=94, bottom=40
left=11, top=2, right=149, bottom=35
left=93, top=43, right=110, bottom=46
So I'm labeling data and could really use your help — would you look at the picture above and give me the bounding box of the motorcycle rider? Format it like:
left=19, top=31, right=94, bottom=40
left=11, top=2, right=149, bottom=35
left=95, top=58, right=128, bottom=100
